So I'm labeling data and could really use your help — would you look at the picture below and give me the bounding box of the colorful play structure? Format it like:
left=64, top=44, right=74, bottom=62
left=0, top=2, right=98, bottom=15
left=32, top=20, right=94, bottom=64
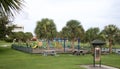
left=11, top=38, right=87, bottom=55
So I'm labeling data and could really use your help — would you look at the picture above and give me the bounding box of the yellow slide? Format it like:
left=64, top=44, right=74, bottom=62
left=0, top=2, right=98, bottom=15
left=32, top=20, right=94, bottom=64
left=32, top=45, right=38, bottom=48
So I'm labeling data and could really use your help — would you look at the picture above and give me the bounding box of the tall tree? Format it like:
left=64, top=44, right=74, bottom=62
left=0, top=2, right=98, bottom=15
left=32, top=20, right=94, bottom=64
left=24, top=32, right=33, bottom=41
left=99, top=30, right=107, bottom=41
left=0, top=0, right=24, bottom=17
left=85, top=27, right=100, bottom=43
left=64, top=20, right=84, bottom=51
left=0, top=16, right=10, bottom=40
left=0, top=0, right=24, bottom=40
left=114, top=29, right=120, bottom=44
left=61, top=26, right=69, bottom=39
left=103, top=24, right=118, bottom=53
left=35, top=18, right=57, bottom=49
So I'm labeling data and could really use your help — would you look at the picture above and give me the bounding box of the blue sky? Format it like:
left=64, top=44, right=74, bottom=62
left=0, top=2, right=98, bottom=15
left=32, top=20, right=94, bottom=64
left=14, top=0, right=120, bottom=35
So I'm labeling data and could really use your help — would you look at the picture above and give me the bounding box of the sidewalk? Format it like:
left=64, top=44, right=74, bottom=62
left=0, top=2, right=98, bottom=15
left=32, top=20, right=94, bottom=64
left=80, top=65, right=118, bottom=69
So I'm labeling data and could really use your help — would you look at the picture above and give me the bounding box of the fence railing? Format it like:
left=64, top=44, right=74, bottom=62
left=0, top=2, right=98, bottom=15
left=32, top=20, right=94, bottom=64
left=11, top=44, right=44, bottom=54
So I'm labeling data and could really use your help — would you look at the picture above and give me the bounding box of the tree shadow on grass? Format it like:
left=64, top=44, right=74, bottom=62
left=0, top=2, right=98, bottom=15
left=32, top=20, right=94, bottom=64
left=0, top=47, right=12, bottom=54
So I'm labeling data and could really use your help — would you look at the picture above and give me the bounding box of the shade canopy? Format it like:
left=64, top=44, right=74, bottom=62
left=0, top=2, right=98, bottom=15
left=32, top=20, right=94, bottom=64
left=91, top=39, right=105, bottom=46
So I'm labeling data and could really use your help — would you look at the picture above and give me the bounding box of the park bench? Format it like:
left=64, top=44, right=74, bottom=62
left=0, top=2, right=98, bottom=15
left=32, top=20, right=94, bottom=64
left=43, top=50, right=56, bottom=56
left=118, top=51, right=120, bottom=54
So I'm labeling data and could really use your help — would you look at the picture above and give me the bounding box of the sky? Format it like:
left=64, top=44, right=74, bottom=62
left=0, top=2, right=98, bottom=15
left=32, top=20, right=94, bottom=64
left=14, top=0, right=120, bottom=35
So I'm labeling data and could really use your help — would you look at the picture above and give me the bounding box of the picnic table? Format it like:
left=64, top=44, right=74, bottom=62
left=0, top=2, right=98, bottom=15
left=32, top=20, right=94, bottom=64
left=43, top=50, right=56, bottom=56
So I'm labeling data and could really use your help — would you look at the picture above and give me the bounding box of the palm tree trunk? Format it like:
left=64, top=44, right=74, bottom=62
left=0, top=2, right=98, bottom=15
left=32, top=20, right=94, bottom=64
left=71, top=40, right=75, bottom=51
left=109, top=39, right=112, bottom=53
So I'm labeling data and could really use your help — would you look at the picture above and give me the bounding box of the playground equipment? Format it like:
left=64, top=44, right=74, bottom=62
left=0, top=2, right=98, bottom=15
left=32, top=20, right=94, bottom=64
left=32, top=45, right=38, bottom=48
left=54, top=42, right=63, bottom=49
left=31, top=40, right=43, bottom=49
left=38, top=41, right=42, bottom=46
left=11, top=38, right=83, bottom=54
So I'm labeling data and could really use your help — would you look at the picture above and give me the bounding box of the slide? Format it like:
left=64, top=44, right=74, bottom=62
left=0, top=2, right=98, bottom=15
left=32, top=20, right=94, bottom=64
left=32, top=45, right=38, bottom=48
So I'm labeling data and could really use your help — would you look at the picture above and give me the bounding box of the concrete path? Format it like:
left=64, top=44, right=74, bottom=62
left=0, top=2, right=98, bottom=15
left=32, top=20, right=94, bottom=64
left=80, top=65, right=118, bottom=69
left=1, top=45, right=9, bottom=47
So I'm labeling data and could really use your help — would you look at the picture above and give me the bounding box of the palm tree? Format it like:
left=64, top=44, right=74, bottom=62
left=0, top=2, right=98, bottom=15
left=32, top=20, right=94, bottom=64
left=34, top=21, right=44, bottom=39
left=0, top=0, right=24, bottom=40
left=85, top=27, right=100, bottom=43
left=0, top=16, right=11, bottom=40
left=61, top=26, right=69, bottom=39
left=114, top=29, right=120, bottom=44
left=34, top=18, right=57, bottom=49
left=0, top=0, right=24, bottom=17
left=65, top=20, right=84, bottom=51
left=103, top=24, right=118, bottom=53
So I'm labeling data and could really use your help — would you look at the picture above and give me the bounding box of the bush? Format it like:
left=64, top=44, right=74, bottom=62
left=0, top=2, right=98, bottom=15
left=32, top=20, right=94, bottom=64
left=5, top=38, right=13, bottom=42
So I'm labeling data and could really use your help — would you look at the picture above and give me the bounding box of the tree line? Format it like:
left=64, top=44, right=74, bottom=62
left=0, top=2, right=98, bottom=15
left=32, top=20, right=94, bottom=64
left=35, top=18, right=120, bottom=53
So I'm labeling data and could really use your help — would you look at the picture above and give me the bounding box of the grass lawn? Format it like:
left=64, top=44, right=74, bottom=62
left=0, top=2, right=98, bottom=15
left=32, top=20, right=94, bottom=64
left=0, top=42, right=120, bottom=69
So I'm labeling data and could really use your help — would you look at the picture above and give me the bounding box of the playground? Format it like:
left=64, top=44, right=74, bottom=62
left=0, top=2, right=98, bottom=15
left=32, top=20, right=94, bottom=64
left=11, top=38, right=88, bottom=55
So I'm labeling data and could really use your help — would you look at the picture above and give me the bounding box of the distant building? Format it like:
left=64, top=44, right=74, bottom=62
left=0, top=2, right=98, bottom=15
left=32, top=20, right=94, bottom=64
left=12, top=24, right=24, bottom=32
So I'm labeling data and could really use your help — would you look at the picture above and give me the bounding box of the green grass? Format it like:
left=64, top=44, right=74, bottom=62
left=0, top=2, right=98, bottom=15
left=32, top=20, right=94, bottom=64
left=102, top=54, right=120, bottom=68
left=0, top=41, right=12, bottom=48
left=0, top=41, right=120, bottom=69
left=0, top=47, right=89, bottom=69
left=112, top=44, right=120, bottom=48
